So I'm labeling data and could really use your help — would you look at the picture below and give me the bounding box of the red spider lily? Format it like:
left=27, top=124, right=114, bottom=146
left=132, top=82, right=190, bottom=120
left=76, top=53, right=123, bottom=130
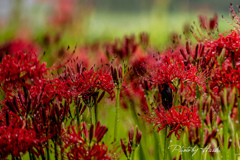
left=1, top=82, right=71, bottom=142
left=140, top=55, right=205, bottom=109
left=25, top=64, right=115, bottom=104
left=146, top=55, right=204, bottom=91
left=132, top=56, right=149, bottom=77
left=209, top=65, right=240, bottom=95
left=0, top=109, right=26, bottom=132
left=179, top=42, right=217, bottom=76
left=31, top=78, right=77, bottom=102
left=0, top=52, right=48, bottom=94
left=61, top=122, right=116, bottom=160
left=228, top=3, right=240, bottom=30
left=47, top=100, right=71, bottom=137
left=66, top=44, right=109, bottom=69
left=191, top=4, right=240, bottom=64
left=104, top=35, right=138, bottom=60
left=82, top=69, right=115, bottom=101
left=0, top=123, right=48, bottom=159
left=3, top=94, right=40, bottom=123
left=67, top=49, right=91, bottom=69
left=0, top=39, right=40, bottom=59
left=139, top=32, right=149, bottom=47
left=190, top=13, right=219, bottom=43
left=198, top=13, right=218, bottom=31
left=142, top=105, right=201, bottom=140
left=204, top=30, right=240, bottom=62
left=59, top=64, right=115, bottom=103
left=2, top=84, right=66, bottom=124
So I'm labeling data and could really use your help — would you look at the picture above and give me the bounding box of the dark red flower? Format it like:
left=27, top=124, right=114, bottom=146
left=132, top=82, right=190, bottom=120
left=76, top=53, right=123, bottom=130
left=0, top=39, right=39, bottom=59
left=0, top=123, right=47, bottom=158
left=61, top=122, right=117, bottom=160
left=0, top=52, right=48, bottom=94
left=198, top=13, right=218, bottom=31
left=179, top=42, right=217, bottom=76
left=104, top=35, right=138, bottom=60
left=141, top=55, right=205, bottom=109
left=142, top=105, right=201, bottom=140
left=58, top=64, right=115, bottom=106
left=209, top=64, right=240, bottom=95
left=204, top=30, right=240, bottom=62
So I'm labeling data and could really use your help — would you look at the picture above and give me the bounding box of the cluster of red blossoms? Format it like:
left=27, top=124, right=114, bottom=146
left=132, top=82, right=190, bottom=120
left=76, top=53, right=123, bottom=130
left=61, top=122, right=116, bottom=160
left=130, top=4, right=240, bottom=151
left=143, top=106, right=201, bottom=140
left=0, top=49, right=117, bottom=159
left=0, top=52, right=48, bottom=94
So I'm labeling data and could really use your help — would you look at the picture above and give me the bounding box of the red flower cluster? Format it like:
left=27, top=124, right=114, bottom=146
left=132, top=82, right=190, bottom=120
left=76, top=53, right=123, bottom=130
left=0, top=39, right=39, bottom=59
left=61, top=122, right=114, bottom=160
left=0, top=126, right=47, bottom=159
left=198, top=13, right=218, bottom=31
left=179, top=42, right=217, bottom=76
left=0, top=49, right=117, bottom=158
left=59, top=64, right=115, bottom=102
left=204, top=30, right=240, bottom=61
left=142, top=55, right=205, bottom=100
left=143, top=105, right=201, bottom=139
left=105, top=35, right=138, bottom=60
left=0, top=52, right=48, bottom=94
left=210, top=65, right=240, bottom=95
left=0, top=111, right=48, bottom=159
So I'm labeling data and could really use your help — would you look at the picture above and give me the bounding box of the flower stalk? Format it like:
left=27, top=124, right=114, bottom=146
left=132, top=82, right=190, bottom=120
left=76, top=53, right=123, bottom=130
left=163, top=126, right=169, bottom=160
left=94, top=96, right=98, bottom=126
left=114, top=86, right=120, bottom=142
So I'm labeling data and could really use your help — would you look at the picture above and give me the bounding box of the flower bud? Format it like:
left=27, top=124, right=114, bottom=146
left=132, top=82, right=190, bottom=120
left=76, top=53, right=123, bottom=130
left=136, top=127, right=142, bottom=145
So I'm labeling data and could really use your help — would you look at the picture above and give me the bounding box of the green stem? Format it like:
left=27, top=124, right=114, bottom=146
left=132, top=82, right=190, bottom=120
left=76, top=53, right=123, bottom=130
left=41, top=148, right=46, bottom=160
left=89, top=106, right=93, bottom=125
left=173, top=89, right=178, bottom=107
left=76, top=104, right=80, bottom=127
left=32, top=154, right=36, bottom=160
left=94, top=99, right=98, bottom=125
left=183, top=130, right=191, bottom=160
left=114, top=87, right=120, bottom=142
left=199, top=96, right=204, bottom=149
left=131, top=149, right=136, bottom=160
left=54, top=139, right=59, bottom=160
left=28, top=151, right=36, bottom=160
left=44, top=119, right=50, bottom=160
left=29, top=150, right=33, bottom=160
left=152, top=132, right=160, bottom=159
left=129, top=101, right=149, bottom=159
left=223, top=119, right=229, bottom=160
left=163, top=126, right=169, bottom=160
left=237, top=92, right=240, bottom=129
left=46, top=137, right=50, bottom=160
left=60, top=138, right=64, bottom=160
